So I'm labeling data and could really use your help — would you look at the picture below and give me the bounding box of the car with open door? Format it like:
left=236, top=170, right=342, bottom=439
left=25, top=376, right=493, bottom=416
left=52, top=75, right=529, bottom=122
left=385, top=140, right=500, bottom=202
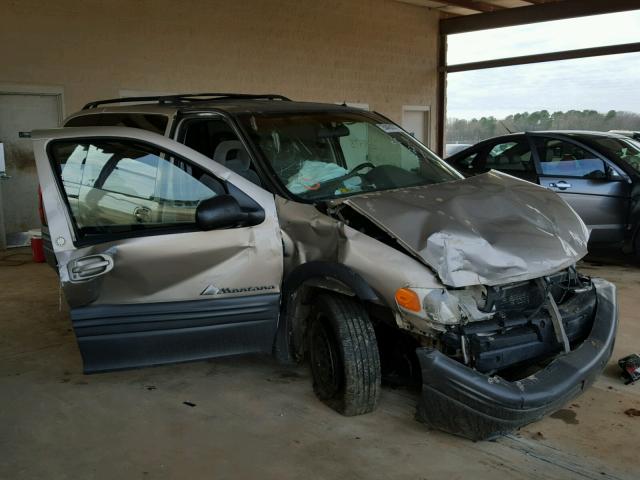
left=35, top=94, right=618, bottom=440
left=36, top=127, right=283, bottom=371
left=447, top=131, right=640, bottom=257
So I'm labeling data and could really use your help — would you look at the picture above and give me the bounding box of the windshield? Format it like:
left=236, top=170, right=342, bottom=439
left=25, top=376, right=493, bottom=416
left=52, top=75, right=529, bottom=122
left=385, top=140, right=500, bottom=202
left=239, top=112, right=462, bottom=200
left=589, top=136, right=640, bottom=174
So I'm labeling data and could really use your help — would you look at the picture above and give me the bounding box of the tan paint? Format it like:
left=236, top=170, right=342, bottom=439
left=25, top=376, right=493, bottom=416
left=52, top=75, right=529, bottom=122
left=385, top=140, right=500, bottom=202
left=1, top=0, right=439, bottom=141
left=32, top=126, right=284, bottom=307
left=275, top=195, right=443, bottom=336
left=342, top=171, right=590, bottom=287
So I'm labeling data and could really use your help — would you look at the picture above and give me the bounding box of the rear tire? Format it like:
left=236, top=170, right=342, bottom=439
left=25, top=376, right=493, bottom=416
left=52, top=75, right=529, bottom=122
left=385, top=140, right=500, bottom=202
left=308, top=293, right=381, bottom=416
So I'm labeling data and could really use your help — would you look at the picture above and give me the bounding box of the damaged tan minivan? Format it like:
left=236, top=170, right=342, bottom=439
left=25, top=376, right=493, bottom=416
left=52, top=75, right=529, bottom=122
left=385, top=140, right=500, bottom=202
left=34, top=94, right=618, bottom=440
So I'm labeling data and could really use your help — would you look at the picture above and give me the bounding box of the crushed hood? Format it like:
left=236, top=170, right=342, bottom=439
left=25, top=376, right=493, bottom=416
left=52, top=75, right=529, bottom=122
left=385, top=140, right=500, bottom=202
left=342, top=171, right=589, bottom=288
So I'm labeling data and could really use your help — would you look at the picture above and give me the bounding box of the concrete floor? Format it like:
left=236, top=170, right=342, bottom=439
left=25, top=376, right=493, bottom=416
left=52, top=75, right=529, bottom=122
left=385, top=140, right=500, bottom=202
left=1, top=251, right=639, bottom=480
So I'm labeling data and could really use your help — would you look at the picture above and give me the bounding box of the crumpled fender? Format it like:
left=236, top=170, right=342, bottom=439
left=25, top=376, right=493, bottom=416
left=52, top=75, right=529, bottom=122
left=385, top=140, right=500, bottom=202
left=344, top=171, right=590, bottom=287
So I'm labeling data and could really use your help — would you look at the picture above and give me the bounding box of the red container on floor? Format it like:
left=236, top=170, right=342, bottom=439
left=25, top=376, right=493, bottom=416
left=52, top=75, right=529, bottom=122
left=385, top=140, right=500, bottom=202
left=31, top=236, right=45, bottom=263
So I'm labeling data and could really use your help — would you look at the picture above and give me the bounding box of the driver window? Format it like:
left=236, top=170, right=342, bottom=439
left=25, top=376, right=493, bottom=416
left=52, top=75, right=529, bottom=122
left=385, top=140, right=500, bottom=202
left=181, top=118, right=262, bottom=187
left=535, top=137, right=606, bottom=178
left=485, top=141, right=533, bottom=173
left=53, top=139, right=223, bottom=237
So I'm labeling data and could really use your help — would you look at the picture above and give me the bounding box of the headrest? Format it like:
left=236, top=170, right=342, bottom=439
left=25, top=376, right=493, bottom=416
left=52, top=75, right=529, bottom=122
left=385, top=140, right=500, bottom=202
left=213, top=140, right=244, bottom=166
left=227, top=148, right=251, bottom=172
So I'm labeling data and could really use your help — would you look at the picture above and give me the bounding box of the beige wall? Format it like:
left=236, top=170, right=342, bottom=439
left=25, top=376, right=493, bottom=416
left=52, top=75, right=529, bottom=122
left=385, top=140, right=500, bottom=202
left=1, top=0, right=439, bottom=139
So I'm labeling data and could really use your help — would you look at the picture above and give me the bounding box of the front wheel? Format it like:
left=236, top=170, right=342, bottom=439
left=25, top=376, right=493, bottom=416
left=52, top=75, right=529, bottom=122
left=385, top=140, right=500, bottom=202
left=308, top=293, right=381, bottom=416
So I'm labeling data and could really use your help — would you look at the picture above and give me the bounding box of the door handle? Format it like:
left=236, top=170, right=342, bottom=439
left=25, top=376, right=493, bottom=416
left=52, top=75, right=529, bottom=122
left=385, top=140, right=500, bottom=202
left=68, top=254, right=114, bottom=282
left=134, top=206, right=151, bottom=223
left=549, top=180, right=572, bottom=190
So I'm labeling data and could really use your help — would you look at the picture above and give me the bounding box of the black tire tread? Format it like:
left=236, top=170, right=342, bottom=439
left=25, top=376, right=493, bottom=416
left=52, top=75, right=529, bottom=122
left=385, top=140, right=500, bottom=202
left=311, top=293, right=381, bottom=416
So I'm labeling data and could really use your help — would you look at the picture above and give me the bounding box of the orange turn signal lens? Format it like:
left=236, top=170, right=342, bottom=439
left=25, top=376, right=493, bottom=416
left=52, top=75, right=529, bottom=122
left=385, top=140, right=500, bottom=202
left=395, top=288, right=421, bottom=312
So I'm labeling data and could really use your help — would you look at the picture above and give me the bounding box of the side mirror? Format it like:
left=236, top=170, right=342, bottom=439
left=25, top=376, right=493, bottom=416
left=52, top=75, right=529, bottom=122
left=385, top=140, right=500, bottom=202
left=584, top=169, right=608, bottom=180
left=606, top=167, right=629, bottom=182
left=196, top=195, right=247, bottom=231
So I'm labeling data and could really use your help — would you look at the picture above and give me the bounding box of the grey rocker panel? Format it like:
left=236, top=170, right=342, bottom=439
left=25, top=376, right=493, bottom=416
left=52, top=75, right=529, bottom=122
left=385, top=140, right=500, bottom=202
left=71, top=294, right=280, bottom=373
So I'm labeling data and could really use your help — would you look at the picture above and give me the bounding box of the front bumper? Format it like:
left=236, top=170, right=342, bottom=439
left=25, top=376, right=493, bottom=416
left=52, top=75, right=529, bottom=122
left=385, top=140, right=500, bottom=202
left=415, top=278, right=618, bottom=441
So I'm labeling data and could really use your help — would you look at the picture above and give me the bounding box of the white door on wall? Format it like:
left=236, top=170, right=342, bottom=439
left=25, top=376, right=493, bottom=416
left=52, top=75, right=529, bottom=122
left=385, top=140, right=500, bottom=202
left=402, top=106, right=430, bottom=146
left=0, top=93, right=62, bottom=248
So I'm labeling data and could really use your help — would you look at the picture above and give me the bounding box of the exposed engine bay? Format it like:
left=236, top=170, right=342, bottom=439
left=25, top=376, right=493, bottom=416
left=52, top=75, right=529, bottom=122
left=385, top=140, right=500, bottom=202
left=326, top=201, right=596, bottom=375
left=438, top=270, right=595, bottom=374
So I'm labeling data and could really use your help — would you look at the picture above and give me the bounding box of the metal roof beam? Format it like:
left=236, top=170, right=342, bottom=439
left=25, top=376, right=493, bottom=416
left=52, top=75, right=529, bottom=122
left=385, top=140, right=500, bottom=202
left=445, top=41, right=640, bottom=72
left=441, top=0, right=640, bottom=35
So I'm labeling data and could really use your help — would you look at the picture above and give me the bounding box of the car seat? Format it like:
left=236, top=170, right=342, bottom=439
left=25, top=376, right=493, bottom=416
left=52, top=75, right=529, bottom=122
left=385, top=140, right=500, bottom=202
left=213, top=140, right=262, bottom=186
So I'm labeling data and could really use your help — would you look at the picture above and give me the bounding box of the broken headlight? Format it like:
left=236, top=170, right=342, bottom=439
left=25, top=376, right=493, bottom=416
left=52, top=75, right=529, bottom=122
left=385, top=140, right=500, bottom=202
left=395, top=286, right=494, bottom=333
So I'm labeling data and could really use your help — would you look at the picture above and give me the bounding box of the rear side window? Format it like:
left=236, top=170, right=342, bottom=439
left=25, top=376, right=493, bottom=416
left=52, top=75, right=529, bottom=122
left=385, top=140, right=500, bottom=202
left=534, top=137, right=606, bottom=178
left=65, top=114, right=168, bottom=135
left=50, top=139, right=223, bottom=239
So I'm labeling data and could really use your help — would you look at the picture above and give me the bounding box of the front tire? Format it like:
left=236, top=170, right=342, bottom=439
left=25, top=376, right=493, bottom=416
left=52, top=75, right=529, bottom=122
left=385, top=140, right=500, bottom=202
left=308, top=293, right=381, bottom=416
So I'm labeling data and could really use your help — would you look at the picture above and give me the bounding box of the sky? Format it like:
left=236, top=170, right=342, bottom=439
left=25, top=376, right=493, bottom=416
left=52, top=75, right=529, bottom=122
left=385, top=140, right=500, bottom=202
left=446, top=10, right=640, bottom=120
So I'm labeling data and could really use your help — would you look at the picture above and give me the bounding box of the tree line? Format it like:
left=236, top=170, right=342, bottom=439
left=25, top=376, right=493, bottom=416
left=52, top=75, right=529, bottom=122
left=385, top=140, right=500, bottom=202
left=446, top=110, right=640, bottom=144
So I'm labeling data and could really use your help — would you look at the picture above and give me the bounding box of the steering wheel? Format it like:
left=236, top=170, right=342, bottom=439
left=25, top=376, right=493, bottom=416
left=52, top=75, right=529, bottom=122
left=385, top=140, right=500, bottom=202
left=302, top=162, right=376, bottom=194
left=329, top=162, right=375, bottom=186
left=348, top=162, right=375, bottom=175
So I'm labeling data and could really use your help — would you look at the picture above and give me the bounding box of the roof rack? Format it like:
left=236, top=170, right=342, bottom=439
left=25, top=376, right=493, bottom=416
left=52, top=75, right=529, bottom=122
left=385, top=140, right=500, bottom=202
left=82, top=93, right=291, bottom=110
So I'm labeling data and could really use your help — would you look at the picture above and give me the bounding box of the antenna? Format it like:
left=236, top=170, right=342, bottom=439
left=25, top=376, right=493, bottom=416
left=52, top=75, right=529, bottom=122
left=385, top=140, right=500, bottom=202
left=500, top=121, right=513, bottom=134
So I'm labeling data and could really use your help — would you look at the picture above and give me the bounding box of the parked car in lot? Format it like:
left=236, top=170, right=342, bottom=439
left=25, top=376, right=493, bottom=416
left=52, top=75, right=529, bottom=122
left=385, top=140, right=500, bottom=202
left=447, top=131, right=640, bottom=258
left=34, top=94, right=617, bottom=440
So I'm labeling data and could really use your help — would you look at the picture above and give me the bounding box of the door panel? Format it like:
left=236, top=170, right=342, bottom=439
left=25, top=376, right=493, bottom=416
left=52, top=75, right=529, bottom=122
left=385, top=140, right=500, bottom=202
left=33, top=127, right=284, bottom=372
left=539, top=179, right=629, bottom=243
left=533, top=136, right=630, bottom=243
